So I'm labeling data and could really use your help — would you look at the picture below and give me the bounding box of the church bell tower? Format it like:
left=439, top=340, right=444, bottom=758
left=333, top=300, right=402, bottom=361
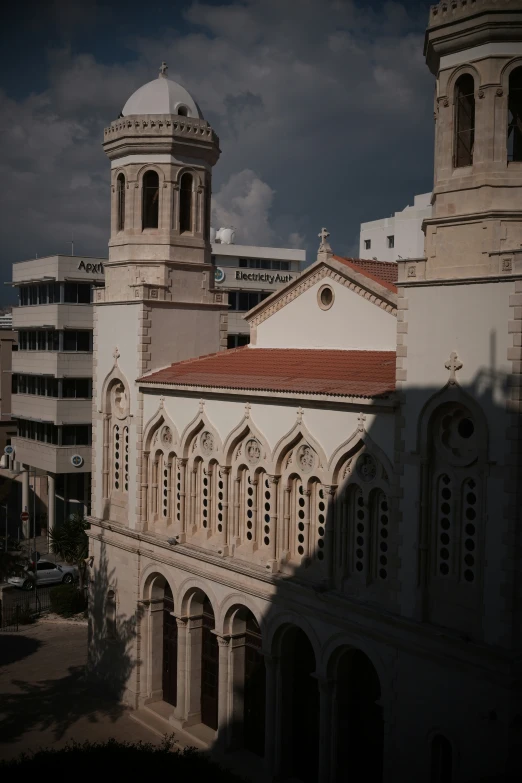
left=422, top=0, right=522, bottom=281
left=91, top=65, right=227, bottom=528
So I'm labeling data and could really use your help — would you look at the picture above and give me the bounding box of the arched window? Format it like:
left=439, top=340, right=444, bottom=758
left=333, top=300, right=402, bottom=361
left=142, top=170, right=159, bottom=229
left=424, top=401, right=485, bottom=631
left=508, top=66, right=522, bottom=162
left=179, top=172, right=193, bottom=233
left=177, top=105, right=188, bottom=116
left=454, top=74, right=475, bottom=167
left=116, top=173, right=125, bottom=231
left=430, top=734, right=453, bottom=783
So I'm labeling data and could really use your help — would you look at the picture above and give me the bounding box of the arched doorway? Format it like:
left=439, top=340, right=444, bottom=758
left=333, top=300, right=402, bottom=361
left=280, top=626, right=319, bottom=782
left=225, top=605, right=266, bottom=756
left=335, top=649, right=383, bottom=783
left=162, top=582, right=177, bottom=706
left=201, top=597, right=218, bottom=729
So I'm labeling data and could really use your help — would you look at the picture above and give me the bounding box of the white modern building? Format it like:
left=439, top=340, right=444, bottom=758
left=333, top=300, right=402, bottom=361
left=7, top=254, right=104, bottom=536
left=359, top=192, right=432, bottom=262
left=211, top=233, right=304, bottom=348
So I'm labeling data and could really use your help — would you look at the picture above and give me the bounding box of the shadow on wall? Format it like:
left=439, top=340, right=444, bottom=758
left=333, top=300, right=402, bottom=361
left=87, top=541, right=142, bottom=701
left=88, top=329, right=520, bottom=783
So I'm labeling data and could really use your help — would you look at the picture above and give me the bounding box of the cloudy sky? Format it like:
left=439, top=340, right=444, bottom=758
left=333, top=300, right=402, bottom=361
left=0, top=0, right=435, bottom=304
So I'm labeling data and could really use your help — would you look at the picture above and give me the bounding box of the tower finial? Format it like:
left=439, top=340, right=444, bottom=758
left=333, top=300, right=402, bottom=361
left=159, top=62, right=168, bottom=78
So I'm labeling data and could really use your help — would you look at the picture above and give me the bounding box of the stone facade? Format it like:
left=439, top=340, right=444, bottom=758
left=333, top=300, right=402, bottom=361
left=87, top=9, right=522, bottom=782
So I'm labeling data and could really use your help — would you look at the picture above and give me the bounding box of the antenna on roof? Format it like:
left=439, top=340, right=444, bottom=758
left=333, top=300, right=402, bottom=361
left=71, top=231, right=74, bottom=257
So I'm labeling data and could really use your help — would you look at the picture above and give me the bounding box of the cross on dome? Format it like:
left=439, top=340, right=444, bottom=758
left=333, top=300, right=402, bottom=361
left=159, top=62, right=168, bottom=78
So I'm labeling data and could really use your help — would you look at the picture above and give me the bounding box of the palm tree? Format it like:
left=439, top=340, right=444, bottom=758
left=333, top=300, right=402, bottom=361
left=50, top=512, right=90, bottom=591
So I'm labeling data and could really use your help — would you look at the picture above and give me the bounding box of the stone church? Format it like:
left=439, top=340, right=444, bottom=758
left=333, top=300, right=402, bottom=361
left=88, top=3, right=522, bottom=781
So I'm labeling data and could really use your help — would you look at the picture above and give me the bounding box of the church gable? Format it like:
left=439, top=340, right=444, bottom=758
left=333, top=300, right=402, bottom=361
left=248, top=257, right=397, bottom=351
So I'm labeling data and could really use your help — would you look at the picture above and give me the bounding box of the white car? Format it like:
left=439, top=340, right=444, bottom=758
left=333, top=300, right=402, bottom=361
left=8, top=560, right=78, bottom=590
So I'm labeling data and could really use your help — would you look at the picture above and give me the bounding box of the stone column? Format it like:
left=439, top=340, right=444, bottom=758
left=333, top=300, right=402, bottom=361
left=47, top=473, right=56, bottom=536
left=141, top=451, right=149, bottom=528
left=263, top=653, right=278, bottom=775
left=317, top=677, right=335, bottom=783
left=233, top=475, right=241, bottom=545
left=267, top=475, right=279, bottom=568
left=178, top=458, right=187, bottom=541
left=216, top=634, right=230, bottom=749
left=185, top=614, right=203, bottom=726
left=190, top=466, right=197, bottom=535
left=144, top=599, right=164, bottom=703
left=219, top=466, right=230, bottom=554
left=282, top=485, right=291, bottom=561
left=22, top=467, right=29, bottom=538
left=174, top=617, right=188, bottom=722
left=103, top=414, right=110, bottom=499
left=229, top=633, right=247, bottom=749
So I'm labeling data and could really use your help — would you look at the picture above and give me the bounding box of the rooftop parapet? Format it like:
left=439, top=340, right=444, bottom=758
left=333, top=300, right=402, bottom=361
left=429, top=0, right=522, bottom=27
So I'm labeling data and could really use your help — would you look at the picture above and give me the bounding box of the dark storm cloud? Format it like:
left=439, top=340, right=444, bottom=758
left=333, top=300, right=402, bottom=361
left=0, top=0, right=434, bottom=302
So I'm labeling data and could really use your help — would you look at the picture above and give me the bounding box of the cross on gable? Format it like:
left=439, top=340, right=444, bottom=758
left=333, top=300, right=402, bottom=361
left=358, top=412, right=366, bottom=432
left=445, top=351, right=463, bottom=385
left=159, top=395, right=165, bottom=408
left=318, top=227, right=332, bottom=255
left=159, top=61, right=168, bottom=77
left=244, top=402, right=252, bottom=417
left=113, top=346, right=120, bottom=361
left=199, top=399, right=205, bottom=412
left=318, top=227, right=330, bottom=245
left=297, top=406, right=304, bottom=423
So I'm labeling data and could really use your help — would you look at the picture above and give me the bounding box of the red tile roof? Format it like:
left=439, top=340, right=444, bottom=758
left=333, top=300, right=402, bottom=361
left=139, top=347, right=396, bottom=398
left=333, top=256, right=398, bottom=293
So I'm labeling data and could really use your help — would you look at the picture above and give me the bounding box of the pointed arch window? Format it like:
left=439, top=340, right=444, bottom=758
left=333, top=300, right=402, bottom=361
left=116, top=174, right=125, bottom=231
left=142, top=170, right=159, bottom=229
left=454, top=74, right=475, bottom=168
left=370, top=489, right=389, bottom=581
left=179, top=172, right=193, bottom=234
left=508, top=66, right=522, bottom=162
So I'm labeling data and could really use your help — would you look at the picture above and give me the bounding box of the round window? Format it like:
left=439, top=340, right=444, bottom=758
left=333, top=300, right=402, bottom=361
left=318, top=284, right=334, bottom=310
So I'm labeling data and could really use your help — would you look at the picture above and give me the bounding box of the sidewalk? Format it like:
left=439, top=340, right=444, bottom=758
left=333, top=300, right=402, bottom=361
left=0, top=619, right=162, bottom=762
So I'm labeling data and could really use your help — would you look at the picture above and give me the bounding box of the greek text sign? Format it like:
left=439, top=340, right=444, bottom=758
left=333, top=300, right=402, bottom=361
left=77, top=260, right=104, bottom=274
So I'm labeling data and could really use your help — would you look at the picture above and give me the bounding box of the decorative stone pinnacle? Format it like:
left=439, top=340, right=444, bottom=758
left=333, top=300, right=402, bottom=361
left=113, top=346, right=120, bottom=361
left=159, top=62, right=168, bottom=78
left=445, top=351, right=463, bottom=385
left=357, top=412, right=366, bottom=432
left=318, top=227, right=332, bottom=255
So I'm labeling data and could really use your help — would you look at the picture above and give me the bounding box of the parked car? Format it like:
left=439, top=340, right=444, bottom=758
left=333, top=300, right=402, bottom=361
left=7, top=560, right=78, bottom=591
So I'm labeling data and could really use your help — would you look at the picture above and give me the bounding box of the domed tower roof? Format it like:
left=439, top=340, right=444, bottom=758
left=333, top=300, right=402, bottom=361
left=121, top=62, right=203, bottom=119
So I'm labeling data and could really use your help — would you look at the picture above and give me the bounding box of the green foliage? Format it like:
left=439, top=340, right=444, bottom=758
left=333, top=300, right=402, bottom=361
left=49, top=584, right=87, bottom=617
left=50, top=512, right=89, bottom=589
left=0, top=737, right=246, bottom=778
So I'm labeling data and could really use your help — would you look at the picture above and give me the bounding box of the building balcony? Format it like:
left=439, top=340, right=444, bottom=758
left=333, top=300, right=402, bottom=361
left=12, top=351, right=92, bottom=378
left=11, top=437, right=91, bottom=474
left=12, top=304, right=93, bottom=330
left=11, top=394, right=92, bottom=425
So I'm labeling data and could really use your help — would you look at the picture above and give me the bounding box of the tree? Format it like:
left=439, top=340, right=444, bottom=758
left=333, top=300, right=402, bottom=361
left=49, top=512, right=89, bottom=591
